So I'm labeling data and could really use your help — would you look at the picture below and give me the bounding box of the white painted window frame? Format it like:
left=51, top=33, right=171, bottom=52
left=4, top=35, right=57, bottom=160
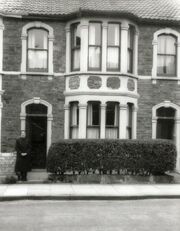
left=152, top=28, right=180, bottom=84
left=65, top=19, right=139, bottom=76
left=64, top=98, right=138, bottom=140
left=20, top=97, right=53, bottom=153
left=152, top=100, right=180, bottom=171
left=21, top=21, right=54, bottom=79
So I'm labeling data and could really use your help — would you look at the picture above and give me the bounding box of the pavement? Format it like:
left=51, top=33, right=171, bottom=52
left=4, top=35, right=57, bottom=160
left=1, top=184, right=180, bottom=201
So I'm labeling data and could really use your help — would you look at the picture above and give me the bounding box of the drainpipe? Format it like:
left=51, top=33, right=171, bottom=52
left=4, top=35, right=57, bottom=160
left=0, top=17, right=4, bottom=152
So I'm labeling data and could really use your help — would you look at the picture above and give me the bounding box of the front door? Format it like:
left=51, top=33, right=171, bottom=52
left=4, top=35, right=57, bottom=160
left=25, top=104, right=48, bottom=169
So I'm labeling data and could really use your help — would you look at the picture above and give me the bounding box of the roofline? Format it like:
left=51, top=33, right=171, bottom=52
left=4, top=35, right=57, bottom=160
left=1, top=9, right=180, bottom=26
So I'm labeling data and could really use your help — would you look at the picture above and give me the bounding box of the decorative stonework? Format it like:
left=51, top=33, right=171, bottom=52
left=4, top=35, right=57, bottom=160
left=127, top=79, right=135, bottom=91
left=107, top=77, right=120, bottom=89
left=69, top=76, right=80, bottom=89
left=88, top=76, right=102, bottom=89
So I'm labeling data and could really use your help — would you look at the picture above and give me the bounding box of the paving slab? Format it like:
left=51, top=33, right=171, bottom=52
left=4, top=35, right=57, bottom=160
left=1, top=184, right=180, bottom=200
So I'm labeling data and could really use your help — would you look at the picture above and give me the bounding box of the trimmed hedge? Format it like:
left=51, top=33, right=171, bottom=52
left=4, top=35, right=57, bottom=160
left=47, top=139, right=177, bottom=176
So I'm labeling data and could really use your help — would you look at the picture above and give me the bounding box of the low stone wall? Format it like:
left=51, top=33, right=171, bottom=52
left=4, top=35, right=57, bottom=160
left=0, top=152, right=16, bottom=176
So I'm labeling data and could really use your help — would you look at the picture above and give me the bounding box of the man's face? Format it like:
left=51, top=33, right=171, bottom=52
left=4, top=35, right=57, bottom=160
left=21, top=131, right=26, bottom=138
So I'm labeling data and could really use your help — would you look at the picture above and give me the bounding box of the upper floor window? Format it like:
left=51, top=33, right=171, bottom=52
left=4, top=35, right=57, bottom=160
left=88, top=22, right=102, bottom=70
left=107, top=23, right=120, bottom=71
left=127, top=25, right=135, bottom=73
left=21, top=22, right=54, bottom=76
left=71, top=23, right=81, bottom=71
left=157, top=34, right=177, bottom=76
left=27, top=28, right=48, bottom=72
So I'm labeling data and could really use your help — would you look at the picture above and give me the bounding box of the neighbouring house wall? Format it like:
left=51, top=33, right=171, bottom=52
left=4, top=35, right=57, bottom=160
left=0, top=153, right=16, bottom=176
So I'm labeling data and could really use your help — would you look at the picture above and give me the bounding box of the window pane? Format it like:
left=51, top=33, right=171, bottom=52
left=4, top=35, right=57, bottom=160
left=157, top=107, right=175, bottom=117
left=70, top=102, right=79, bottom=126
left=158, top=35, right=176, bottom=55
left=28, top=29, right=48, bottom=49
left=88, top=102, right=100, bottom=126
left=72, top=49, right=80, bottom=70
left=127, top=49, right=133, bottom=73
left=89, top=23, right=101, bottom=45
left=71, top=23, right=81, bottom=47
left=89, top=47, right=101, bottom=69
left=108, top=24, right=120, bottom=46
left=106, top=103, right=118, bottom=126
left=157, top=55, right=176, bottom=75
left=157, top=119, right=174, bottom=140
left=107, top=47, right=119, bottom=69
left=128, top=26, right=134, bottom=49
left=28, top=50, right=47, bottom=69
left=92, top=103, right=100, bottom=125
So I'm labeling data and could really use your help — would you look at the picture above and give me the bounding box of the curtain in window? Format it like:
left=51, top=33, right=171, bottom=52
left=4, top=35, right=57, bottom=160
left=107, top=24, right=120, bottom=70
left=71, top=23, right=81, bottom=71
left=70, top=102, right=79, bottom=139
left=105, top=103, right=119, bottom=139
left=72, top=49, right=80, bottom=70
left=107, top=48, right=119, bottom=69
left=88, top=23, right=101, bottom=69
left=87, top=102, right=100, bottom=139
left=127, top=26, right=134, bottom=73
left=105, top=128, right=118, bottom=139
left=28, top=29, right=48, bottom=70
left=28, top=51, right=47, bottom=69
left=88, top=47, right=101, bottom=69
left=157, top=35, right=176, bottom=76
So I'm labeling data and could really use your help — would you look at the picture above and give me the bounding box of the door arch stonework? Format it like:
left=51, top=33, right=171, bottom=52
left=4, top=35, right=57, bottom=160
left=152, top=100, right=180, bottom=171
left=20, top=97, right=53, bottom=153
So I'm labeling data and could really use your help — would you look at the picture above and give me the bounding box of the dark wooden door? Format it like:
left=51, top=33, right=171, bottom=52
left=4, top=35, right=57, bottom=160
left=26, top=116, right=47, bottom=169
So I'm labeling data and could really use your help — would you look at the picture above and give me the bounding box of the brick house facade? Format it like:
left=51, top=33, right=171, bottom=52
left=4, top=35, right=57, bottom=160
left=0, top=0, right=180, bottom=176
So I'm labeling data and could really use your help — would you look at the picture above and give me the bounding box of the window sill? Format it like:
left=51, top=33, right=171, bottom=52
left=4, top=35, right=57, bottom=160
left=65, top=71, right=138, bottom=79
left=152, top=76, right=180, bottom=84
left=20, top=72, right=54, bottom=80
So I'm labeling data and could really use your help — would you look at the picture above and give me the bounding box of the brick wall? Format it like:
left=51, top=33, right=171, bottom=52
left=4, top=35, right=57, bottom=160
left=3, top=18, right=66, bottom=73
left=2, top=75, right=65, bottom=152
left=2, top=18, right=66, bottom=152
left=137, top=79, right=180, bottom=139
left=138, top=24, right=180, bottom=76
left=0, top=153, right=16, bottom=175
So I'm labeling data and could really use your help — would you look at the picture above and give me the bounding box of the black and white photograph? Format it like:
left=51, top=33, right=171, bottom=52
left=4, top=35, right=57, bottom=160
left=0, top=0, right=180, bottom=230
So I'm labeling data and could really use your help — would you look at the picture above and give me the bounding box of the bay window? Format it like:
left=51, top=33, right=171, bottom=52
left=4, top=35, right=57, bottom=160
left=87, top=101, right=100, bottom=138
left=27, top=28, right=48, bottom=71
left=71, top=23, right=81, bottom=71
left=88, top=22, right=102, bottom=70
left=157, top=34, right=177, bottom=76
left=105, top=102, right=119, bottom=138
left=107, top=23, right=120, bottom=71
left=70, top=102, right=79, bottom=138
left=127, top=25, right=135, bottom=73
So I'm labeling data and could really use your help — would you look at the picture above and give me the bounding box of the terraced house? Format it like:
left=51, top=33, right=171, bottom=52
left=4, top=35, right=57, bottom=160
left=0, top=0, right=180, bottom=177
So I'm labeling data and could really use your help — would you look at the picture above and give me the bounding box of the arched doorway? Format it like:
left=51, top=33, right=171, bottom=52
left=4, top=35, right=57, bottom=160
left=20, top=98, right=53, bottom=169
left=152, top=101, right=180, bottom=171
left=26, top=104, right=47, bottom=169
